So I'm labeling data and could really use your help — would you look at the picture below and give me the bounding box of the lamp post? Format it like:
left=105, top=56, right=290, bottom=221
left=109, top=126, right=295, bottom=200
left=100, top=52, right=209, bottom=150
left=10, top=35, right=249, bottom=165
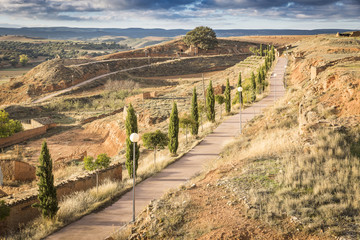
left=237, top=87, right=243, bottom=134
left=130, top=133, right=139, bottom=222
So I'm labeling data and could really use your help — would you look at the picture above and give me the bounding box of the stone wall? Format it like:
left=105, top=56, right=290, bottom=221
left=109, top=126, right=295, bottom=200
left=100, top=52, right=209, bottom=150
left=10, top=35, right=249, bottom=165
left=0, top=160, right=36, bottom=181
left=0, top=126, right=47, bottom=149
left=0, top=163, right=122, bottom=234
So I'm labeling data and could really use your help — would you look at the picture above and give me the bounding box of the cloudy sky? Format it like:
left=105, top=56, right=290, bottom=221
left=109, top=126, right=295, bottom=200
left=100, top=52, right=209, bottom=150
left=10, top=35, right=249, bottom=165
left=0, top=0, right=359, bottom=29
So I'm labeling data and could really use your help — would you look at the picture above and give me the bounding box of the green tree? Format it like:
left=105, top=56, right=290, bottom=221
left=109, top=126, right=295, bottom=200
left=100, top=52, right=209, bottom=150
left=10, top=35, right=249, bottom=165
left=256, top=71, right=262, bottom=94
left=198, top=102, right=205, bottom=132
left=0, top=110, right=23, bottom=138
left=251, top=72, right=256, bottom=102
left=224, top=79, right=231, bottom=113
left=180, top=114, right=195, bottom=145
left=191, top=87, right=199, bottom=136
left=19, top=54, right=29, bottom=66
left=237, top=72, right=243, bottom=105
left=183, top=26, right=218, bottom=50
left=168, top=102, right=179, bottom=155
left=142, top=130, right=168, bottom=166
left=271, top=45, right=275, bottom=61
left=206, top=80, right=215, bottom=122
left=84, top=153, right=111, bottom=194
left=259, top=44, right=263, bottom=57
left=0, top=200, right=10, bottom=221
left=215, top=95, right=225, bottom=118
left=32, top=141, right=58, bottom=219
left=125, top=104, right=140, bottom=178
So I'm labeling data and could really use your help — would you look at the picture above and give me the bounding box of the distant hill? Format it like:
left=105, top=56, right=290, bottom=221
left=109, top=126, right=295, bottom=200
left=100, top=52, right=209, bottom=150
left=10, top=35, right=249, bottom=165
left=0, top=27, right=356, bottom=40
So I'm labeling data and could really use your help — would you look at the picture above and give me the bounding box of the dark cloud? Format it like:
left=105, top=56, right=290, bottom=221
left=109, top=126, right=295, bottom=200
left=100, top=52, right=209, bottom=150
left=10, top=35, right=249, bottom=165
left=0, top=0, right=359, bottom=22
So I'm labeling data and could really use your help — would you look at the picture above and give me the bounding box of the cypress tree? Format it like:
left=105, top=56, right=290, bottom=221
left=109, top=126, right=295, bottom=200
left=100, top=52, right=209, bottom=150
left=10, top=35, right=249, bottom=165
left=259, top=44, right=263, bottom=57
left=125, top=103, right=140, bottom=177
left=265, top=58, right=269, bottom=72
left=190, top=87, right=199, bottom=136
left=206, top=80, right=215, bottom=122
left=32, top=141, right=58, bottom=219
left=271, top=45, right=275, bottom=61
left=260, top=67, right=266, bottom=92
left=237, top=72, right=243, bottom=105
left=224, top=79, right=231, bottom=113
left=251, top=72, right=256, bottom=102
left=168, top=102, right=179, bottom=155
left=256, top=71, right=262, bottom=94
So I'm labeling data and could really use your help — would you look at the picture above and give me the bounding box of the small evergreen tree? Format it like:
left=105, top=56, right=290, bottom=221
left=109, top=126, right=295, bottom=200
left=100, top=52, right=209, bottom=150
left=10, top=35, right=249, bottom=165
left=271, top=45, right=275, bottom=61
left=142, top=130, right=168, bottom=166
left=198, top=102, right=205, bottom=132
left=206, top=80, right=215, bottom=122
left=32, top=141, right=58, bottom=219
left=224, top=79, right=231, bottom=113
left=259, top=44, right=263, bottom=57
left=190, top=87, right=199, bottom=136
left=179, top=114, right=195, bottom=145
left=265, top=58, right=269, bottom=72
left=84, top=153, right=111, bottom=194
left=251, top=72, right=256, bottom=102
left=0, top=200, right=10, bottom=221
left=125, top=104, right=140, bottom=178
left=256, top=71, right=262, bottom=94
left=237, top=72, right=243, bottom=105
left=168, top=102, right=179, bottom=155
left=260, top=67, right=266, bottom=92
left=215, top=95, right=225, bottom=118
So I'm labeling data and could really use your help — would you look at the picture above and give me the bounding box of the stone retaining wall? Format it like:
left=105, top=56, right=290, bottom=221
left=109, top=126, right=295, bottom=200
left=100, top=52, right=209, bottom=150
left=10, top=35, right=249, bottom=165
left=0, top=163, right=122, bottom=235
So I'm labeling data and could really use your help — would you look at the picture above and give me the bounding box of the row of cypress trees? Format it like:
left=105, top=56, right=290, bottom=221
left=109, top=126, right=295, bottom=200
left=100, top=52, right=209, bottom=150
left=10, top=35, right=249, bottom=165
left=30, top=50, right=277, bottom=221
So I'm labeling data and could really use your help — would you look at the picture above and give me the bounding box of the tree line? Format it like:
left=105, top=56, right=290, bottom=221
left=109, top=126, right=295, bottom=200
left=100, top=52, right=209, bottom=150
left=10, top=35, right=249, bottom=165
left=0, top=40, right=130, bottom=67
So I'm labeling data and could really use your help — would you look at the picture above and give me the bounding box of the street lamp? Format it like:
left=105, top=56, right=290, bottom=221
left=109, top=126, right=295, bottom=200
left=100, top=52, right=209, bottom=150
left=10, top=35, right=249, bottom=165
left=237, top=87, right=243, bottom=134
left=130, top=132, right=139, bottom=222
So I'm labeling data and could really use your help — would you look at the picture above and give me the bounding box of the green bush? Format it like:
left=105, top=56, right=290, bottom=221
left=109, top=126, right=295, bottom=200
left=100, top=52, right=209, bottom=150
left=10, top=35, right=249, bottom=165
left=0, top=110, right=23, bottom=138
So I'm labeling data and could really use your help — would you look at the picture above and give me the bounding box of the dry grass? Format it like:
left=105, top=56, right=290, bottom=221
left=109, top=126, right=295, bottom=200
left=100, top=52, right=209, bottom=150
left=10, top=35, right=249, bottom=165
left=214, top=83, right=360, bottom=238
left=3, top=178, right=123, bottom=240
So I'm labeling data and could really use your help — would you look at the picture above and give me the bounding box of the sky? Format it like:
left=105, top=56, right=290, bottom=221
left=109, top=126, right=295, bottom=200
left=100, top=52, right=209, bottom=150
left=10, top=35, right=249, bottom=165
left=0, top=0, right=359, bottom=29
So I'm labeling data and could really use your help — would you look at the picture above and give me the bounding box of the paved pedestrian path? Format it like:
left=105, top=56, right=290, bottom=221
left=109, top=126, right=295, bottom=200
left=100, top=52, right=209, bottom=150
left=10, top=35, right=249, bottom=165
left=47, top=57, right=287, bottom=240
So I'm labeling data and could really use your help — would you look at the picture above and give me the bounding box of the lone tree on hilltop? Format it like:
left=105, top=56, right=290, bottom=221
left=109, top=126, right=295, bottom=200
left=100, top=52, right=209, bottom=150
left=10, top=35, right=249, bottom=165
left=142, top=130, right=168, bottom=166
left=191, top=87, right=199, bottom=136
left=84, top=153, right=111, bottom=194
left=224, top=79, right=231, bottom=113
left=183, top=26, right=218, bottom=50
left=32, top=141, right=58, bottom=219
left=215, top=95, right=225, bottom=118
left=125, top=104, right=140, bottom=178
left=168, top=102, right=179, bottom=155
left=206, top=80, right=215, bottom=122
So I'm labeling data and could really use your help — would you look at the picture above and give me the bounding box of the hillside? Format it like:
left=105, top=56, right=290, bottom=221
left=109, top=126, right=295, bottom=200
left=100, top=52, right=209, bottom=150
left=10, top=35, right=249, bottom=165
left=0, top=38, right=258, bottom=105
left=115, top=35, right=360, bottom=239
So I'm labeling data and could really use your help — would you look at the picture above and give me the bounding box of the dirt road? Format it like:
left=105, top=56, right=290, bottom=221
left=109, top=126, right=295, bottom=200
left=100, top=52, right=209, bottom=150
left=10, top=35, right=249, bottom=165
left=47, top=57, right=287, bottom=240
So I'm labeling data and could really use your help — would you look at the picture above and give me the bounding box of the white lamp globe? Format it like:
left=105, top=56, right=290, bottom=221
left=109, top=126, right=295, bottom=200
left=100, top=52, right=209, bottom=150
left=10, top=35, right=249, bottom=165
left=237, top=87, right=243, bottom=92
left=130, top=133, right=139, bottom=143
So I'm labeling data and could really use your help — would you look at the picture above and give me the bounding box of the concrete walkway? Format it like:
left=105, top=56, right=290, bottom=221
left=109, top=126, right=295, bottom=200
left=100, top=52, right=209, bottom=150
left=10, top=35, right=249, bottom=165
left=47, top=57, right=287, bottom=240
